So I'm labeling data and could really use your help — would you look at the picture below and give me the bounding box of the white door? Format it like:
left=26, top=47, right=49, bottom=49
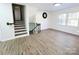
left=0, top=3, right=15, bottom=41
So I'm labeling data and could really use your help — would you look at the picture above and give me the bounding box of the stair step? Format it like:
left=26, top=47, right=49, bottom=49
left=14, top=22, right=24, bottom=24
left=15, top=29, right=26, bottom=31
left=14, top=20, right=27, bottom=36
left=15, top=29, right=26, bottom=33
left=14, top=25, right=25, bottom=27
left=15, top=27, right=25, bottom=30
left=14, top=24, right=24, bottom=25
left=15, top=21, right=24, bottom=23
left=15, top=31, right=27, bottom=34
left=15, top=21, right=24, bottom=22
left=15, top=26, right=25, bottom=28
left=15, top=33, right=27, bottom=36
left=15, top=31, right=27, bottom=36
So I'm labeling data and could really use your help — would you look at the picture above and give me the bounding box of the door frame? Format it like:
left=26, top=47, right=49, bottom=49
left=12, top=3, right=25, bottom=22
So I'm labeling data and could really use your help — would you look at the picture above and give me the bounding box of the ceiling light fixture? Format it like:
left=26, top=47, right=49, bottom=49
left=53, top=3, right=61, bottom=6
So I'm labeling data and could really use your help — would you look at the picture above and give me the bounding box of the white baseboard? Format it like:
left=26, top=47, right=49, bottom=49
left=0, top=34, right=29, bottom=42
left=49, top=28, right=79, bottom=36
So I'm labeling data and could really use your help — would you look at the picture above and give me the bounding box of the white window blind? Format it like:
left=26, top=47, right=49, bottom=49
left=67, top=12, right=79, bottom=27
left=59, top=12, right=79, bottom=27
left=59, top=14, right=67, bottom=25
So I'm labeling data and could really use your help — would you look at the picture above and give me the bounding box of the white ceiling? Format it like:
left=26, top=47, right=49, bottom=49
left=28, top=3, right=79, bottom=11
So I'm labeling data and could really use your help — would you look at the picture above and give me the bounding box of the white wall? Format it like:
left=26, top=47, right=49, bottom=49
left=28, top=6, right=38, bottom=23
left=49, top=7, right=79, bottom=35
left=24, top=5, right=30, bottom=35
left=0, top=19, right=1, bottom=40
left=36, top=11, right=49, bottom=30
left=0, top=3, right=30, bottom=41
left=0, top=3, right=15, bottom=41
left=0, top=3, right=41, bottom=41
left=27, top=5, right=49, bottom=30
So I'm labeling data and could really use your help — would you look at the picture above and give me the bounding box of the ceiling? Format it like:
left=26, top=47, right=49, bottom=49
left=28, top=3, right=79, bottom=11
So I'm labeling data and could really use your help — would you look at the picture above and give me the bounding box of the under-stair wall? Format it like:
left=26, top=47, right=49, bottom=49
left=0, top=3, right=15, bottom=41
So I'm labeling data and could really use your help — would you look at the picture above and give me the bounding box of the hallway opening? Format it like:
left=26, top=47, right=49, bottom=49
left=12, top=4, right=27, bottom=36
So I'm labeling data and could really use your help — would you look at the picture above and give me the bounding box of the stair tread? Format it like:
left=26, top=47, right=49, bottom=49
left=14, top=24, right=25, bottom=25
left=15, top=29, right=26, bottom=31
left=15, top=33, right=27, bottom=36
left=15, top=30, right=26, bottom=33
left=15, top=31, right=27, bottom=34
left=14, top=25, right=25, bottom=27
left=15, top=26, right=25, bottom=28
left=15, top=32, right=27, bottom=36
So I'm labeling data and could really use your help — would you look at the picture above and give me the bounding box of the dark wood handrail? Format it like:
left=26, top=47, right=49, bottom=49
left=31, top=23, right=40, bottom=31
left=7, top=22, right=14, bottom=25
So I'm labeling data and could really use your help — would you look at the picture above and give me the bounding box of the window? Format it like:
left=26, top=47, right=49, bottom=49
left=59, top=14, right=67, bottom=25
left=59, top=12, right=79, bottom=27
left=67, top=12, right=79, bottom=27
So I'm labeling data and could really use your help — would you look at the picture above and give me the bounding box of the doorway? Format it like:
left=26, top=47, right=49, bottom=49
left=12, top=4, right=27, bottom=36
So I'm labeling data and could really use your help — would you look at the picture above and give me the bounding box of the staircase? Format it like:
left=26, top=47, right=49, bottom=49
left=14, top=20, right=27, bottom=36
left=29, top=23, right=41, bottom=34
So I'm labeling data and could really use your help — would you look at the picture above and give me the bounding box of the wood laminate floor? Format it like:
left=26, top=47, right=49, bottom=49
left=0, top=29, right=79, bottom=55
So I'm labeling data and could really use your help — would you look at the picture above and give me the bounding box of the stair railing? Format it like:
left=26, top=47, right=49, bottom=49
left=30, top=23, right=41, bottom=34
